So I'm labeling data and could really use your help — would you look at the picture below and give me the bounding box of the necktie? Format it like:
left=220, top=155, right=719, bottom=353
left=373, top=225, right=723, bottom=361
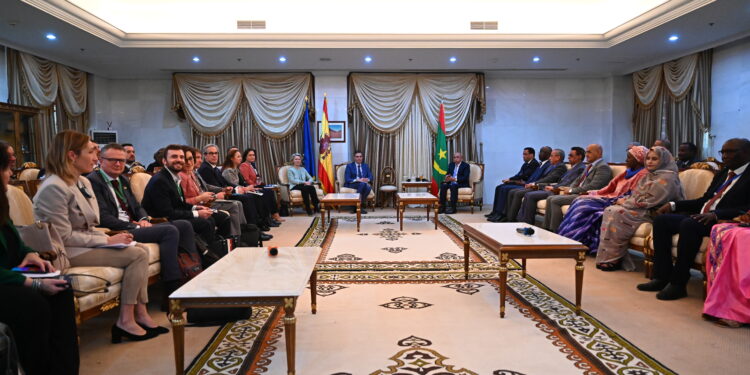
left=575, top=164, right=593, bottom=185
left=357, top=164, right=362, bottom=178
left=110, top=179, right=135, bottom=221
left=175, top=179, right=185, bottom=201
left=702, top=171, right=737, bottom=213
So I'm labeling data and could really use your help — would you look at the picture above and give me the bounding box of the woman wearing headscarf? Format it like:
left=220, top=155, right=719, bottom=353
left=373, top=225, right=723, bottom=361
left=596, top=146, right=684, bottom=271
left=557, top=145, right=650, bottom=252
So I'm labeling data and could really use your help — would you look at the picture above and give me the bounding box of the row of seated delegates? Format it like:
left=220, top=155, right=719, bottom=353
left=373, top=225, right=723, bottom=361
left=86, top=143, right=196, bottom=306
left=343, top=150, right=374, bottom=214
left=198, top=144, right=276, bottom=240
left=556, top=146, right=649, bottom=255
left=0, top=141, right=79, bottom=375
left=595, top=146, right=684, bottom=270
left=32, top=131, right=165, bottom=344
left=141, top=144, right=233, bottom=249
left=485, top=146, right=551, bottom=222
left=543, top=144, right=614, bottom=231
left=504, top=148, right=569, bottom=222
left=438, top=153, right=471, bottom=214
left=224, top=148, right=284, bottom=223
left=287, top=153, right=320, bottom=215
left=180, top=147, right=248, bottom=241
left=639, top=138, right=750, bottom=302
left=515, top=147, right=587, bottom=225
left=239, top=148, right=284, bottom=222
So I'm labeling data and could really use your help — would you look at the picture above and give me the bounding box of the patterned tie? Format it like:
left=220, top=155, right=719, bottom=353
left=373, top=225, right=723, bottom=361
left=575, top=164, right=593, bottom=186
left=110, top=179, right=135, bottom=221
left=702, top=171, right=737, bottom=213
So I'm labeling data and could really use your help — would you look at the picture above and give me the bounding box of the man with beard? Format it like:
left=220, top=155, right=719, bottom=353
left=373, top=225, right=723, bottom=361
left=122, top=143, right=144, bottom=173
left=141, top=144, right=231, bottom=246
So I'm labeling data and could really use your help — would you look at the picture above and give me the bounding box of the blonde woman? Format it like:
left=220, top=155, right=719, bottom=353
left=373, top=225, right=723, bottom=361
left=33, top=130, right=162, bottom=343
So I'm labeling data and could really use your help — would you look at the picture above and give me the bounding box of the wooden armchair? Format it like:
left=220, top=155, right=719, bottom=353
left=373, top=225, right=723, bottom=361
left=276, top=164, right=325, bottom=216
left=334, top=162, right=376, bottom=210
left=378, top=166, right=398, bottom=208
left=445, top=162, right=484, bottom=213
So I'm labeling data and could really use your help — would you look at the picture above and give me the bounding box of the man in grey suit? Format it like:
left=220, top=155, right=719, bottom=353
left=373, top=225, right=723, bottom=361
left=504, top=149, right=568, bottom=222
left=516, top=147, right=586, bottom=225
left=543, top=144, right=613, bottom=232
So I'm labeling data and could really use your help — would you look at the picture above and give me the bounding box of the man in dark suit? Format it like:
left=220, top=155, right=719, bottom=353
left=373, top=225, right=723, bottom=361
left=344, top=150, right=374, bottom=214
left=488, top=146, right=553, bottom=222
left=485, top=147, right=540, bottom=220
left=87, top=143, right=196, bottom=297
left=438, top=152, right=471, bottom=214
left=504, top=148, right=569, bottom=222
left=676, top=142, right=699, bottom=169
left=638, top=138, right=750, bottom=300
left=197, top=144, right=273, bottom=235
left=141, top=145, right=231, bottom=246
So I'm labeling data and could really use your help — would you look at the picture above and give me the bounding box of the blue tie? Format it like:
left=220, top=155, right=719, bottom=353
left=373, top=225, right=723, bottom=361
left=357, top=164, right=362, bottom=178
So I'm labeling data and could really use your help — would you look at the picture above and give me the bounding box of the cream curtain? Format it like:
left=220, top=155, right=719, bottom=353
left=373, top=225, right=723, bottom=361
left=348, top=73, right=485, bottom=203
left=179, top=73, right=314, bottom=183
left=174, top=73, right=311, bottom=139
left=7, top=48, right=88, bottom=164
left=632, top=51, right=711, bottom=156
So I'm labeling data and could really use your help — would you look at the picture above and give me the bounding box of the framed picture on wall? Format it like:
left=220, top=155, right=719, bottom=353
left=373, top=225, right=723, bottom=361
left=318, top=121, right=346, bottom=143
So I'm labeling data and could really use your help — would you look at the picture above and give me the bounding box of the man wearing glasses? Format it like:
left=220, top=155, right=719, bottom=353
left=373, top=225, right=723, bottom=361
left=87, top=143, right=198, bottom=301
left=438, top=152, right=471, bottom=214
left=640, top=138, right=750, bottom=300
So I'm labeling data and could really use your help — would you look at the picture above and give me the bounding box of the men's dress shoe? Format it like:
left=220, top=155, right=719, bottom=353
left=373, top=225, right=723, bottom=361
left=260, top=233, right=273, bottom=241
left=361, top=209, right=368, bottom=214
left=268, top=221, right=281, bottom=227
left=260, top=225, right=271, bottom=232
left=636, top=279, right=669, bottom=292
left=439, top=207, right=446, bottom=214
left=445, top=207, right=456, bottom=214
left=484, top=212, right=494, bottom=217
left=137, top=323, right=169, bottom=335
left=656, top=283, right=687, bottom=300
left=488, top=217, right=503, bottom=223
left=111, top=324, right=158, bottom=344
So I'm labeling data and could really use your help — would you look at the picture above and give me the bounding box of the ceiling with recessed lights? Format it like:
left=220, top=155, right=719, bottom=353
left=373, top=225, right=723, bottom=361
left=0, top=0, right=749, bottom=79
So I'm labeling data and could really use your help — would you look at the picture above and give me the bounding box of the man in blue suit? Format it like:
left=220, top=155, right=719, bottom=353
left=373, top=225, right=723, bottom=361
left=344, top=150, right=373, bottom=214
left=487, top=146, right=552, bottom=222
left=439, top=152, right=471, bottom=214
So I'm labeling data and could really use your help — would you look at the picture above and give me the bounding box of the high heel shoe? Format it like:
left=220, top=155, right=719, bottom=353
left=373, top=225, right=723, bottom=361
left=111, top=324, right=158, bottom=343
left=137, top=322, right=169, bottom=335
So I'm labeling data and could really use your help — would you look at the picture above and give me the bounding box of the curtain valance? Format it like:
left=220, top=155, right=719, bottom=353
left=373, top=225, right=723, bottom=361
left=173, top=73, right=312, bottom=138
left=633, top=53, right=699, bottom=108
left=17, top=51, right=87, bottom=115
left=349, top=73, right=482, bottom=136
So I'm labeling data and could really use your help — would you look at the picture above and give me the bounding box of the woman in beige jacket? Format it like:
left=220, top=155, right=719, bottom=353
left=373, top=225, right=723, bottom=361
left=33, top=130, right=163, bottom=343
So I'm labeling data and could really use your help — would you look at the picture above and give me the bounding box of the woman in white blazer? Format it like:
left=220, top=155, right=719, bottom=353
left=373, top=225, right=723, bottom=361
left=33, top=130, right=163, bottom=343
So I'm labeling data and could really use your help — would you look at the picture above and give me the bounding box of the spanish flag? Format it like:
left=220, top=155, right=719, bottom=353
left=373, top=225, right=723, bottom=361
left=431, top=103, right=448, bottom=195
left=318, top=96, right=334, bottom=193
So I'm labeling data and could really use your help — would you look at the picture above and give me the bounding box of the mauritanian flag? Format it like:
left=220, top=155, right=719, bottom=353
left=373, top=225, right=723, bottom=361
left=318, top=96, right=335, bottom=193
left=431, top=103, right=448, bottom=195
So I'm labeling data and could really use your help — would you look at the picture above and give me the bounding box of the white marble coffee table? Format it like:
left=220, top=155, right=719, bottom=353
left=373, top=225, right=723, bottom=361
left=462, top=223, right=587, bottom=318
left=169, top=247, right=321, bottom=375
left=396, top=192, right=439, bottom=230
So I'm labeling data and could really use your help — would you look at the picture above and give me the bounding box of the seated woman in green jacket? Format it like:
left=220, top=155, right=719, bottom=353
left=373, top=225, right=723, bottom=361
left=0, top=141, right=79, bottom=375
left=287, top=153, right=319, bottom=215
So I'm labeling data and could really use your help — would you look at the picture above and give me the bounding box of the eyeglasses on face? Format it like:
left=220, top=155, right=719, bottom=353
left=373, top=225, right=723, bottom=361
left=101, top=157, right=126, bottom=164
left=205, top=152, right=219, bottom=155
left=719, top=148, right=739, bottom=155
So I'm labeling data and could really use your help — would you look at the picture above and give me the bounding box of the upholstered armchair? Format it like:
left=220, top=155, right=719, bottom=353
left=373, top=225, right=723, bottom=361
left=334, top=163, right=376, bottom=210
left=276, top=164, right=325, bottom=216
left=378, top=166, right=398, bottom=208
left=445, top=162, right=484, bottom=213
left=129, top=172, right=152, bottom=204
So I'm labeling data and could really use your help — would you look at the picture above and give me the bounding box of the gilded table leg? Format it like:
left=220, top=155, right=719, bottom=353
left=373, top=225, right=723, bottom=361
left=575, top=251, right=585, bottom=316
left=399, top=202, right=404, bottom=231
left=320, top=204, right=326, bottom=229
left=426, top=203, right=430, bottom=221
left=283, top=297, right=297, bottom=375
left=356, top=202, right=361, bottom=232
left=169, top=299, right=185, bottom=375
left=499, top=252, right=509, bottom=318
left=310, top=270, right=317, bottom=314
left=463, top=233, right=470, bottom=280
left=433, top=203, right=438, bottom=230
left=521, top=258, right=527, bottom=278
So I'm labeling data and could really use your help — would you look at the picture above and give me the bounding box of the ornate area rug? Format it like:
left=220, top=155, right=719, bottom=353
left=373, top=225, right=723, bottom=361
left=187, top=216, right=676, bottom=375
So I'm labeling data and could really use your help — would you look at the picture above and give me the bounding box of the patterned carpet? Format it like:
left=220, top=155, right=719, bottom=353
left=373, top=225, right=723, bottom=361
left=187, top=215, right=676, bottom=375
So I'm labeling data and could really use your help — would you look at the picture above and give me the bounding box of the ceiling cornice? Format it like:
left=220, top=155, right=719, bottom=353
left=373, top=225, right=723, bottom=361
left=22, top=0, right=715, bottom=49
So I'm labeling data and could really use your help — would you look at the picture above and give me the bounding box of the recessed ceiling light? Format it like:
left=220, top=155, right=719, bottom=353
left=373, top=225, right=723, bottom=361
left=532, top=56, right=541, bottom=63
left=449, top=56, right=457, bottom=63
left=364, top=56, right=372, bottom=63
left=279, top=56, right=287, bottom=63
left=46, top=33, right=57, bottom=40
left=192, top=56, right=200, bottom=62
left=668, top=35, right=679, bottom=42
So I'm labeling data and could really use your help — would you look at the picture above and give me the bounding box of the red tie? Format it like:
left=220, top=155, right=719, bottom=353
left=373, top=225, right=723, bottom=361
left=575, top=164, right=592, bottom=186
left=702, top=171, right=736, bottom=213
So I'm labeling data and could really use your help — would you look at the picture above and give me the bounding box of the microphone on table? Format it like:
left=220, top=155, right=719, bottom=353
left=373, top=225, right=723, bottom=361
left=269, top=247, right=279, bottom=256
left=515, top=227, right=535, bottom=236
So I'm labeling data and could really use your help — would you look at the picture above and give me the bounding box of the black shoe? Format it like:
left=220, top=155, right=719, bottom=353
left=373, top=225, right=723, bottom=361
left=361, top=209, right=368, bottom=214
left=656, top=283, right=687, bottom=300
left=111, top=324, right=158, bottom=343
left=636, top=279, right=669, bottom=292
left=137, top=322, right=169, bottom=335
left=260, top=233, right=273, bottom=241
left=484, top=212, right=494, bottom=217
left=439, top=207, right=446, bottom=214
left=268, top=220, right=281, bottom=227
left=445, top=207, right=456, bottom=214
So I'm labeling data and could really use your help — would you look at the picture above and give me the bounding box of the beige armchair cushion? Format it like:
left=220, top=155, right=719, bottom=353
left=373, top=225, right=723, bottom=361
left=129, top=172, right=152, bottom=204
left=7, top=185, right=34, bottom=225
left=278, top=165, right=325, bottom=203
left=678, top=169, right=714, bottom=200
left=18, top=168, right=40, bottom=181
left=647, top=236, right=709, bottom=265
left=629, top=223, right=652, bottom=247
left=561, top=205, right=571, bottom=216
left=446, top=162, right=483, bottom=200
left=609, top=165, right=627, bottom=178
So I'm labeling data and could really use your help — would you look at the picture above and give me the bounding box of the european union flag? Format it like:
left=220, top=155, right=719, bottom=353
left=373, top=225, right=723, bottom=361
left=303, top=100, right=316, bottom=176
